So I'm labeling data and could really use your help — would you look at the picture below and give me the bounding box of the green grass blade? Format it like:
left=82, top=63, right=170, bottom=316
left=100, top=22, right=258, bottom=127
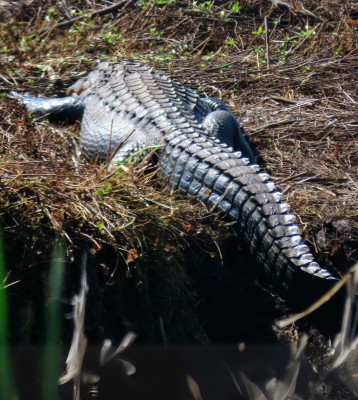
left=42, top=240, right=65, bottom=400
left=0, top=231, right=18, bottom=399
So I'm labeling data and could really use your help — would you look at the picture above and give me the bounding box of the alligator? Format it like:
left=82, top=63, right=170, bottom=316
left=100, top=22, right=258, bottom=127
left=10, top=60, right=337, bottom=298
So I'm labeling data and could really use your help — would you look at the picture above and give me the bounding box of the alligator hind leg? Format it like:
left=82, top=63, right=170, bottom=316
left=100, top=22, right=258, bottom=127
left=9, top=91, right=84, bottom=118
left=201, top=100, right=257, bottom=163
left=201, top=96, right=257, bottom=163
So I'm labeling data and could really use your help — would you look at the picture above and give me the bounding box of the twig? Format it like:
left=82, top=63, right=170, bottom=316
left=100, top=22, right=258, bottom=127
left=276, top=171, right=309, bottom=185
left=270, top=95, right=297, bottom=104
left=264, top=16, right=270, bottom=69
left=268, top=0, right=323, bottom=22
left=58, top=0, right=72, bottom=20
left=283, top=98, right=318, bottom=111
left=345, top=173, right=358, bottom=190
left=41, top=0, right=137, bottom=33
left=276, top=265, right=358, bottom=329
left=342, top=91, right=356, bottom=104
left=253, top=118, right=295, bottom=133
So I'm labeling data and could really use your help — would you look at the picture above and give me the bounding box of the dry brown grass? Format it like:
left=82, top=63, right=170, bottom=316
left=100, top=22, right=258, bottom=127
left=0, top=98, right=227, bottom=259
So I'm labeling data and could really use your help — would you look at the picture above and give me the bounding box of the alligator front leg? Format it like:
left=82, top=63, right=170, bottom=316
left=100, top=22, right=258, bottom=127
left=9, top=92, right=84, bottom=117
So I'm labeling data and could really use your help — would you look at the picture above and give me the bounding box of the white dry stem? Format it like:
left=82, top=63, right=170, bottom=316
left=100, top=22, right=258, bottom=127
left=58, top=256, right=88, bottom=400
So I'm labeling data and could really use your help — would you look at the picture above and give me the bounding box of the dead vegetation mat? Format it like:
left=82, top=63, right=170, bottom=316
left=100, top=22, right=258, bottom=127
left=0, top=97, right=226, bottom=261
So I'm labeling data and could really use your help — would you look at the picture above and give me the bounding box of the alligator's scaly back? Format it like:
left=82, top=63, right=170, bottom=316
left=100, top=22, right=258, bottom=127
left=65, top=61, right=214, bottom=163
left=11, top=60, right=337, bottom=296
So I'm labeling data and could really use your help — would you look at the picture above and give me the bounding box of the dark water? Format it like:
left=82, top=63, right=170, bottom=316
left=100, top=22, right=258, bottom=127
left=3, top=228, right=357, bottom=399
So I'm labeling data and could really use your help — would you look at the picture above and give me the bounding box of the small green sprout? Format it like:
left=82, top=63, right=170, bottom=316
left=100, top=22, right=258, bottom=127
left=232, top=2, right=240, bottom=13
left=252, top=26, right=265, bottom=35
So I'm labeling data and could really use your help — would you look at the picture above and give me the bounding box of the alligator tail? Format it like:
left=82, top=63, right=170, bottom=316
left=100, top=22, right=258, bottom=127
left=161, top=129, right=336, bottom=293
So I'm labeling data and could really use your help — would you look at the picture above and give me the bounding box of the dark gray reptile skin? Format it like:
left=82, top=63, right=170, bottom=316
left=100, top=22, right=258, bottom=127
left=10, top=60, right=336, bottom=294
